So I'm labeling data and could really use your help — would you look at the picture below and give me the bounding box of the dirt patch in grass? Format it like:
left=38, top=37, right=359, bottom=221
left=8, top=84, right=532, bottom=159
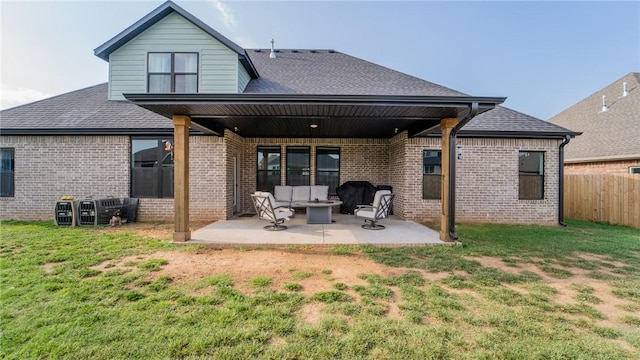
left=42, top=262, right=58, bottom=274
left=94, top=248, right=414, bottom=297
left=576, top=253, right=627, bottom=268
left=89, top=221, right=212, bottom=239
left=299, top=303, right=324, bottom=324
left=93, top=248, right=639, bottom=330
left=466, top=255, right=638, bottom=328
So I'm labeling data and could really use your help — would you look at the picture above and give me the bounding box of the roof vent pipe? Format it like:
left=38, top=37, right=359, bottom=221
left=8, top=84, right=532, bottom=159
left=269, top=39, right=276, bottom=59
left=622, top=82, right=629, bottom=97
left=600, top=95, right=608, bottom=112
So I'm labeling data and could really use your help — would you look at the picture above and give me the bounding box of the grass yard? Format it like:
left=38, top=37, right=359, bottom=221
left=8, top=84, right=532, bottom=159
left=1, top=220, right=639, bottom=359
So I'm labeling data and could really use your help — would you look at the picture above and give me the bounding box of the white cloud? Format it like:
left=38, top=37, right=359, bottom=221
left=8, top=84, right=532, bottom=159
left=208, top=0, right=236, bottom=29
left=0, top=85, right=52, bottom=110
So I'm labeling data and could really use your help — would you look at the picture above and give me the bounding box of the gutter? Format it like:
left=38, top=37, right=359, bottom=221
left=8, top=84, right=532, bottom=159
left=447, top=102, right=479, bottom=240
left=558, top=134, right=571, bottom=226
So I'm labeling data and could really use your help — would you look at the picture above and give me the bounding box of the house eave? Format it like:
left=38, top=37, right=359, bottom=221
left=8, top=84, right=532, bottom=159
left=565, top=154, right=640, bottom=164
left=123, top=93, right=506, bottom=138
left=425, top=130, right=581, bottom=139
left=0, top=128, right=204, bottom=136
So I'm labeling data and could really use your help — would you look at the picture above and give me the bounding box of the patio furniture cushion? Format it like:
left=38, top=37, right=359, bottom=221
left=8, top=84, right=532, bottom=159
left=254, top=191, right=279, bottom=209
left=274, top=185, right=293, bottom=208
left=310, top=185, right=329, bottom=201
left=251, top=192, right=294, bottom=231
left=292, top=186, right=310, bottom=202
left=354, top=190, right=393, bottom=230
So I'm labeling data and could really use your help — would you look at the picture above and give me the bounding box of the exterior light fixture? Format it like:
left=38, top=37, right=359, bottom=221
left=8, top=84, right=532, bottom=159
left=310, top=124, right=318, bottom=129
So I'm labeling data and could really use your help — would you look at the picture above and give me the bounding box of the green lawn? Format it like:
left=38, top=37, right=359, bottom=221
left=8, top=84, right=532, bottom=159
left=1, top=220, right=639, bottom=359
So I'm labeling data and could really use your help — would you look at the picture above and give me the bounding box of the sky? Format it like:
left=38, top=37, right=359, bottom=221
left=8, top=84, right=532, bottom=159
left=1, top=0, right=638, bottom=120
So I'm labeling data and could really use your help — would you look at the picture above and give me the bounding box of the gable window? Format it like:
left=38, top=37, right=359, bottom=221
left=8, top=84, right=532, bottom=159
left=423, top=150, right=442, bottom=199
left=316, top=147, right=340, bottom=195
left=0, top=148, right=15, bottom=197
left=131, top=138, right=174, bottom=198
left=148, top=53, right=198, bottom=93
left=286, top=146, right=310, bottom=186
left=519, top=151, right=544, bottom=200
left=630, top=167, right=640, bottom=174
left=257, top=146, right=281, bottom=192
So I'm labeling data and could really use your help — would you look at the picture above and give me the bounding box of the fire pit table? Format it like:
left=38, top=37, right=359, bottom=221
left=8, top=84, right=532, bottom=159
left=293, top=200, right=343, bottom=224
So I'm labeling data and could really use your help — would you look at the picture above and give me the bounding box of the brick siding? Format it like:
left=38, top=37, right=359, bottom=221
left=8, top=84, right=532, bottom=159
left=1, top=133, right=562, bottom=226
left=0, top=136, right=130, bottom=220
left=564, top=159, right=640, bottom=175
left=404, top=136, right=561, bottom=225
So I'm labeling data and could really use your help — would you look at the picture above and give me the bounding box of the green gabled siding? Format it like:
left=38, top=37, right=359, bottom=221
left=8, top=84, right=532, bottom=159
left=238, top=62, right=251, bottom=92
left=108, top=12, right=240, bottom=100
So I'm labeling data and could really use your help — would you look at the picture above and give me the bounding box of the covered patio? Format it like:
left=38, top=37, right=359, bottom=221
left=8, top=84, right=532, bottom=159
left=189, top=213, right=446, bottom=247
left=125, top=93, right=506, bottom=244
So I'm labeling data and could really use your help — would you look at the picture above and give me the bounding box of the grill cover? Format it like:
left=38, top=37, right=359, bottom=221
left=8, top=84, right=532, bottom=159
left=336, top=181, right=377, bottom=214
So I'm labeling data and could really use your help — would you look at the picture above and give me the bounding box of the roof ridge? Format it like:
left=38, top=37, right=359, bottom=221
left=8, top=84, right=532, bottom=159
left=548, top=71, right=639, bottom=120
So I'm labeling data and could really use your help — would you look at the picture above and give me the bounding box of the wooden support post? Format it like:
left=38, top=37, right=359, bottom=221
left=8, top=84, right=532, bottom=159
left=440, top=118, right=458, bottom=242
left=173, top=115, right=191, bottom=242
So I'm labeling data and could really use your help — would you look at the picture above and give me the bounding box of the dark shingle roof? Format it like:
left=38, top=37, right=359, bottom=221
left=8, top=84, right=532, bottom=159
left=245, top=49, right=465, bottom=96
left=548, top=72, right=640, bottom=161
left=1, top=20, right=573, bottom=138
left=462, top=106, right=576, bottom=136
left=0, top=83, right=172, bottom=133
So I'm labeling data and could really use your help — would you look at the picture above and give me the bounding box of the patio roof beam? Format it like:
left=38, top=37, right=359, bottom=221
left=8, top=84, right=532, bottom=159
left=124, top=93, right=507, bottom=108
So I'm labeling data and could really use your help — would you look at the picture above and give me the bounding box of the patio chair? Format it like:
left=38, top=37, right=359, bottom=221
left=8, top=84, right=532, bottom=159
left=354, top=190, right=394, bottom=230
left=251, top=192, right=294, bottom=231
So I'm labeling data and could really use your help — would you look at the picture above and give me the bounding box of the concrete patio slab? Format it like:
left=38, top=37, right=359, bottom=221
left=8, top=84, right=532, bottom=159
left=188, top=213, right=450, bottom=246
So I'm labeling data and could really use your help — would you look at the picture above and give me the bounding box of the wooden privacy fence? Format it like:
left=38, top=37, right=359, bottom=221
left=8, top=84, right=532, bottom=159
left=564, top=174, right=640, bottom=229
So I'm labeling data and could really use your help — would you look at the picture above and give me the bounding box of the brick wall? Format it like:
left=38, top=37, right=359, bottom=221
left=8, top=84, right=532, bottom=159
left=224, top=130, right=244, bottom=217
left=565, top=159, right=640, bottom=175
left=190, top=136, right=226, bottom=222
left=389, top=131, right=408, bottom=218
left=0, top=136, right=130, bottom=220
left=239, top=137, right=391, bottom=215
left=404, top=137, right=561, bottom=225
left=1, top=133, right=563, bottom=226
left=0, top=135, right=227, bottom=222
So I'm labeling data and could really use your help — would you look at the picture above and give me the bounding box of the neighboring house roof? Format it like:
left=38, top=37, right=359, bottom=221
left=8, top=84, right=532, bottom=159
left=548, top=72, right=640, bottom=162
left=244, top=49, right=465, bottom=97
left=93, top=0, right=258, bottom=78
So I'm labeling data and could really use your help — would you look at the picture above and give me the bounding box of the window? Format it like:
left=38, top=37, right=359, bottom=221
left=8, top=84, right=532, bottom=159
left=286, top=147, right=310, bottom=186
left=131, top=138, right=174, bottom=198
left=423, top=150, right=442, bottom=199
left=630, top=167, right=640, bottom=174
left=0, top=148, right=14, bottom=197
left=148, top=53, right=198, bottom=93
left=316, top=147, right=340, bottom=195
left=257, top=146, right=281, bottom=192
left=519, top=151, right=544, bottom=200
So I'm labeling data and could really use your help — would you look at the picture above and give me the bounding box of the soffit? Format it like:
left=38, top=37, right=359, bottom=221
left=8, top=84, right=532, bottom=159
left=124, top=93, right=505, bottom=138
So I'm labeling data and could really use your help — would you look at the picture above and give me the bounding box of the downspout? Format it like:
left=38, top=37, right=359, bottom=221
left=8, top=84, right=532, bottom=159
left=448, top=102, right=479, bottom=240
left=558, top=134, right=571, bottom=226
